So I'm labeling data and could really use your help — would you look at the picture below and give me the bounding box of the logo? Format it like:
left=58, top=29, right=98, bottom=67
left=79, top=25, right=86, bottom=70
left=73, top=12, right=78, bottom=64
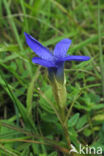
left=69, top=144, right=78, bottom=154
left=69, top=144, right=102, bottom=155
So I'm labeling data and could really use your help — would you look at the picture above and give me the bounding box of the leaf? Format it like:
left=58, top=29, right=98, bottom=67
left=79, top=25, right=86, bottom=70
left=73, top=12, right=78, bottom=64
left=0, top=44, right=18, bottom=52
left=26, top=67, right=40, bottom=116
left=49, top=151, right=57, bottom=156
left=68, top=113, right=80, bottom=127
left=92, top=104, right=104, bottom=110
left=69, top=128, right=78, bottom=148
left=39, top=85, right=55, bottom=113
left=93, top=114, right=104, bottom=122
left=76, top=115, right=87, bottom=130
left=83, top=128, right=92, bottom=137
left=40, top=112, right=58, bottom=123
left=39, top=154, right=46, bottom=156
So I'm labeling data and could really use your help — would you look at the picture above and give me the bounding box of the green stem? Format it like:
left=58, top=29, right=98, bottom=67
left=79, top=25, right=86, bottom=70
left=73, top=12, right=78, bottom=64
left=98, top=0, right=104, bottom=98
left=60, top=111, right=75, bottom=156
left=50, top=75, right=76, bottom=155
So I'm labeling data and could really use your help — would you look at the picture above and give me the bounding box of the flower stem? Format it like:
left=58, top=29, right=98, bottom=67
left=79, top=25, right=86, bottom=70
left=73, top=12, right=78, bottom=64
left=50, top=75, right=76, bottom=155
left=59, top=110, right=75, bottom=156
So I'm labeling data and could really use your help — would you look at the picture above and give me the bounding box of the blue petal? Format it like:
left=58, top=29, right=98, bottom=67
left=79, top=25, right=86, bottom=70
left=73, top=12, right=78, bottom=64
left=60, top=55, right=90, bottom=61
left=54, top=39, right=72, bottom=58
left=32, top=57, right=57, bottom=68
left=24, top=32, right=54, bottom=61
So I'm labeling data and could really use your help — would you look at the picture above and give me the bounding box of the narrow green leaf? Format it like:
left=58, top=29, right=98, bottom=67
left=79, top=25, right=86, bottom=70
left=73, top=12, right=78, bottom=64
left=68, top=113, right=80, bottom=127
left=26, top=67, right=40, bottom=116
left=76, top=115, right=87, bottom=130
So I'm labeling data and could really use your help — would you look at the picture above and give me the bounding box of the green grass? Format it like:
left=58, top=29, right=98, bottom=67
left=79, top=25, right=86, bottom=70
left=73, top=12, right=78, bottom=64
left=0, top=0, right=104, bottom=155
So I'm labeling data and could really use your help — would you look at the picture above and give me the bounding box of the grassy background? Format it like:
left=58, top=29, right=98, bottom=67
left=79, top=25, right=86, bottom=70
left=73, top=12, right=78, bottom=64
left=0, top=0, right=104, bottom=155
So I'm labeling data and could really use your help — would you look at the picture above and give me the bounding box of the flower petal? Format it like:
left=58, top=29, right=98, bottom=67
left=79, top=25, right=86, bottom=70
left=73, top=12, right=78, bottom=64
left=54, top=39, right=72, bottom=58
left=32, top=57, right=57, bottom=68
left=60, top=55, right=90, bottom=61
left=24, top=32, right=54, bottom=61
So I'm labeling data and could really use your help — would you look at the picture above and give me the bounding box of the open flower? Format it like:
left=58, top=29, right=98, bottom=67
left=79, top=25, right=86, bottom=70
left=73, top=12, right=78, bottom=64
left=24, top=32, right=90, bottom=83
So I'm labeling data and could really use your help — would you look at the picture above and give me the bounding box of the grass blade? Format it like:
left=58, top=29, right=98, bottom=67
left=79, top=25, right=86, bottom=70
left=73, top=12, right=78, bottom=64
left=3, top=0, right=23, bottom=51
left=26, top=67, right=40, bottom=116
left=98, top=0, right=104, bottom=97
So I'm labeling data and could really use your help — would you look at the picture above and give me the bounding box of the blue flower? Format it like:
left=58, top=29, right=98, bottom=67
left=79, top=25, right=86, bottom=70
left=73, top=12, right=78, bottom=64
left=24, top=32, right=90, bottom=83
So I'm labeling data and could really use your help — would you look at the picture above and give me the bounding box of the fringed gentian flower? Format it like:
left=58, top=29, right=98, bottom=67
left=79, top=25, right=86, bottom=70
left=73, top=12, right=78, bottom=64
left=24, top=32, right=90, bottom=84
